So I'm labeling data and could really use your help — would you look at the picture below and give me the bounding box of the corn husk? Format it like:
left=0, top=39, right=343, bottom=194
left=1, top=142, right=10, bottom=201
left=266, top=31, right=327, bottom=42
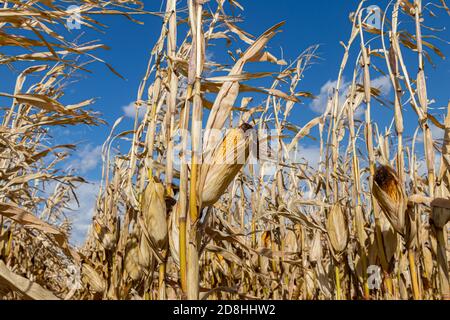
left=326, top=204, right=348, bottom=253
left=107, top=261, right=121, bottom=300
left=367, top=233, right=378, bottom=267
left=399, top=252, right=411, bottom=299
left=316, top=261, right=333, bottom=299
left=430, top=199, right=450, bottom=299
left=138, top=226, right=153, bottom=269
left=294, top=224, right=303, bottom=254
left=380, top=214, right=398, bottom=264
left=431, top=198, right=450, bottom=229
left=309, top=231, right=322, bottom=263
left=81, top=264, right=106, bottom=294
left=2, top=0, right=447, bottom=302
left=168, top=202, right=180, bottom=267
left=284, top=228, right=299, bottom=253
left=93, top=218, right=119, bottom=251
left=141, top=177, right=168, bottom=248
left=259, top=231, right=271, bottom=274
left=138, top=177, right=168, bottom=269
left=422, top=245, right=434, bottom=282
left=373, top=165, right=408, bottom=236
left=124, top=242, right=143, bottom=281
left=354, top=240, right=372, bottom=285
left=199, top=123, right=253, bottom=207
left=305, top=269, right=316, bottom=298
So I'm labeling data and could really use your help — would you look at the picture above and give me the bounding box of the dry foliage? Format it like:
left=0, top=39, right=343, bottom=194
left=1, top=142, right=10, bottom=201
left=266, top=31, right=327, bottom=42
left=0, top=0, right=449, bottom=300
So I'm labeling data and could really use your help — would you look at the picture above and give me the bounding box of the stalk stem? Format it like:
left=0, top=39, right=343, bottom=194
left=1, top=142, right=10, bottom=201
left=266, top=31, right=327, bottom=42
left=335, top=265, right=341, bottom=300
left=408, top=249, right=421, bottom=300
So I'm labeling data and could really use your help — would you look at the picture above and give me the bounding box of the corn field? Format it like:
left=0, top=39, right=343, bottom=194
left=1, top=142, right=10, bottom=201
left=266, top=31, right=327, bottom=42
left=0, top=0, right=449, bottom=300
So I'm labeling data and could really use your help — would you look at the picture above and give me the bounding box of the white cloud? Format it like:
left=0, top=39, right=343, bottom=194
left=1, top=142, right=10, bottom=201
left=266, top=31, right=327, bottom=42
left=310, top=79, right=348, bottom=114
left=122, top=101, right=146, bottom=119
left=69, top=182, right=100, bottom=246
left=205, top=50, right=214, bottom=63
left=68, top=144, right=102, bottom=174
left=310, top=75, right=392, bottom=114
left=371, top=75, right=392, bottom=94
left=416, top=123, right=444, bottom=143
left=292, top=144, right=322, bottom=169
left=415, top=154, right=441, bottom=178
left=354, top=76, right=393, bottom=120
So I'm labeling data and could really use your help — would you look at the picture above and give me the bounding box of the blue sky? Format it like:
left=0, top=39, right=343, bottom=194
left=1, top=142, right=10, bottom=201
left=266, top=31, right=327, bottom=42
left=1, top=0, right=448, bottom=244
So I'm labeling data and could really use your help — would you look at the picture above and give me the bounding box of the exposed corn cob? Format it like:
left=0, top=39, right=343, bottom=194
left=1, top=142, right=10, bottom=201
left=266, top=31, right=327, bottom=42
left=199, top=123, right=253, bottom=208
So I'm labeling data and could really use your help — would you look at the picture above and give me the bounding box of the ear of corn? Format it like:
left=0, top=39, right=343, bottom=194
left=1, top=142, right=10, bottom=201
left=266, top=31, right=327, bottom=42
left=81, top=264, right=106, bottom=294
left=373, top=165, right=408, bottom=236
left=124, top=241, right=143, bottom=282
left=199, top=123, right=253, bottom=208
left=326, top=204, right=348, bottom=253
left=141, top=178, right=168, bottom=249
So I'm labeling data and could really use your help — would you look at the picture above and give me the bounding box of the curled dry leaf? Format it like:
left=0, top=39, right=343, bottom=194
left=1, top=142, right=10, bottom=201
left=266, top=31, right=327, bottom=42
left=0, top=261, right=60, bottom=300
left=422, top=245, right=434, bottom=282
left=431, top=198, right=450, bottom=228
left=2, top=0, right=448, bottom=302
left=0, top=202, right=79, bottom=263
